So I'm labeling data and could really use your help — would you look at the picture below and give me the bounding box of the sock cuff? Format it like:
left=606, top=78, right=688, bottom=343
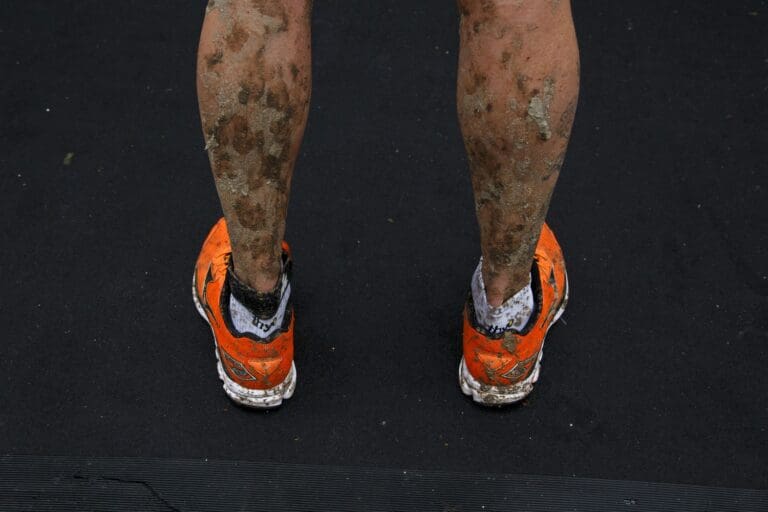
left=471, top=258, right=534, bottom=335
left=227, top=261, right=287, bottom=320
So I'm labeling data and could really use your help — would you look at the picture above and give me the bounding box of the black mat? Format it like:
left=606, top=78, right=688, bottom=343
left=1, top=0, right=766, bottom=491
left=2, top=455, right=767, bottom=511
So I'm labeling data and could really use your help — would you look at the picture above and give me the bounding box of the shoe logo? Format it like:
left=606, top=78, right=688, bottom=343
left=220, top=348, right=257, bottom=381
left=485, top=324, right=506, bottom=337
left=220, top=347, right=283, bottom=386
left=501, top=353, right=537, bottom=381
left=540, top=268, right=560, bottom=328
left=200, top=264, right=218, bottom=326
left=252, top=316, right=277, bottom=332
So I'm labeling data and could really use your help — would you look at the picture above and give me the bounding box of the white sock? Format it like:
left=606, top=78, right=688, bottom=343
left=471, top=258, right=534, bottom=335
left=229, top=272, right=290, bottom=339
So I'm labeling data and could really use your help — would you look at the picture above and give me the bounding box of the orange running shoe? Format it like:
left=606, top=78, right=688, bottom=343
left=192, top=218, right=296, bottom=408
left=459, top=223, right=569, bottom=406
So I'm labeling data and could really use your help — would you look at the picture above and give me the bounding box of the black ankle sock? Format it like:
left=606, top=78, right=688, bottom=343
left=226, top=263, right=282, bottom=320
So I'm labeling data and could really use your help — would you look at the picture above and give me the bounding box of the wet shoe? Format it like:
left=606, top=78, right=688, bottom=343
left=459, top=223, right=569, bottom=406
left=192, top=218, right=296, bottom=408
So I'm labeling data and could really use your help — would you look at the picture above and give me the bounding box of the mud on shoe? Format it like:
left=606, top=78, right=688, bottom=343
left=193, top=218, right=296, bottom=409
left=459, top=223, right=569, bottom=406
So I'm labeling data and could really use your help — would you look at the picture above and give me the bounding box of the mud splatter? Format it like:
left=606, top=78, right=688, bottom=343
left=225, top=22, right=249, bottom=52
left=557, top=94, right=578, bottom=139
left=455, top=0, right=578, bottom=302
left=526, top=77, right=555, bottom=140
left=237, top=84, right=250, bottom=104
left=513, top=157, right=533, bottom=181
left=541, top=150, right=566, bottom=182
left=250, top=0, right=289, bottom=33
left=515, top=73, right=529, bottom=94
left=456, top=0, right=471, bottom=17
left=501, top=334, right=519, bottom=354
left=462, top=71, right=493, bottom=118
left=198, top=0, right=313, bottom=290
left=465, top=137, right=501, bottom=175
left=479, top=0, right=496, bottom=14
left=235, top=197, right=267, bottom=229
left=220, top=155, right=237, bottom=179
left=206, top=50, right=223, bottom=69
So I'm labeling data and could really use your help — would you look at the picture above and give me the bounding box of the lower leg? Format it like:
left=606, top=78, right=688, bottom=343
left=197, top=0, right=312, bottom=293
left=457, top=0, right=579, bottom=308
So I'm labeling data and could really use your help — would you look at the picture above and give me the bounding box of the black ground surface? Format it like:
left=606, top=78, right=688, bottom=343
left=1, top=0, right=766, bottom=490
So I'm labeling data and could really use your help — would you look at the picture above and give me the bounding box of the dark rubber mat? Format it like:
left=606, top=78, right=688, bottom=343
left=2, top=455, right=766, bottom=512
left=0, top=0, right=766, bottom=491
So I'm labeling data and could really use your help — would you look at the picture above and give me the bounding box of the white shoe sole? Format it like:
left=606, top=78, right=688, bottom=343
left=459, top=272, right=568, bottom=406
left=192, top=272, right=296, bottom=409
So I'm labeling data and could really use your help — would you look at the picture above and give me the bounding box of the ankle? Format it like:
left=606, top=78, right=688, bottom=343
left=482, top=272, right=529, bottom=308
left=485, top=291, right=506, bottom=309
left=246, top=273, right=280, bottom=294
left=231, top=257, right=281, bottom=293
left=471, top=259, right=534, bottom=334
left=227, top=261, right=290, bottom=338
left=228, top=263, right=284, bottom=318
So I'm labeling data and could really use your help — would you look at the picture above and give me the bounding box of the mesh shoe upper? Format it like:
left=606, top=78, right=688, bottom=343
left=194, top=218, right=295, bottom=390
left=462, top=223, right=568, bottom=387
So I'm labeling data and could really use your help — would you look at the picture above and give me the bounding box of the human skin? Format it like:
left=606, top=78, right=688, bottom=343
left=196, top=0, right=578, bottom=307
left=457, top=0, right=580, bottom=307
left=197, top=0, right=312, bottom=293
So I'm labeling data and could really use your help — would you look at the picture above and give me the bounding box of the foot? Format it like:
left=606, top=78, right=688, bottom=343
left=193, top=218, right=296, bottom=409
left=460, top=223, right=569, bottom=406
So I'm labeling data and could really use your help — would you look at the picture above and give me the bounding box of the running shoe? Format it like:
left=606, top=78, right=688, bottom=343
left=459, top=223, right=568, bottom=406
left=193, top=218, right=296, bottom=408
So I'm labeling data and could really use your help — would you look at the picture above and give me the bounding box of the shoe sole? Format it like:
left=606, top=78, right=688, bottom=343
left=459, top=272, right=569, bottom=407
left=192, top=272, right=296, bottom=409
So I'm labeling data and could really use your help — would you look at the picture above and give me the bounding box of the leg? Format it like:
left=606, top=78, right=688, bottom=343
left=457, top=0, right=579, bottom=307
left=197, top=0, right=312, bottom=292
